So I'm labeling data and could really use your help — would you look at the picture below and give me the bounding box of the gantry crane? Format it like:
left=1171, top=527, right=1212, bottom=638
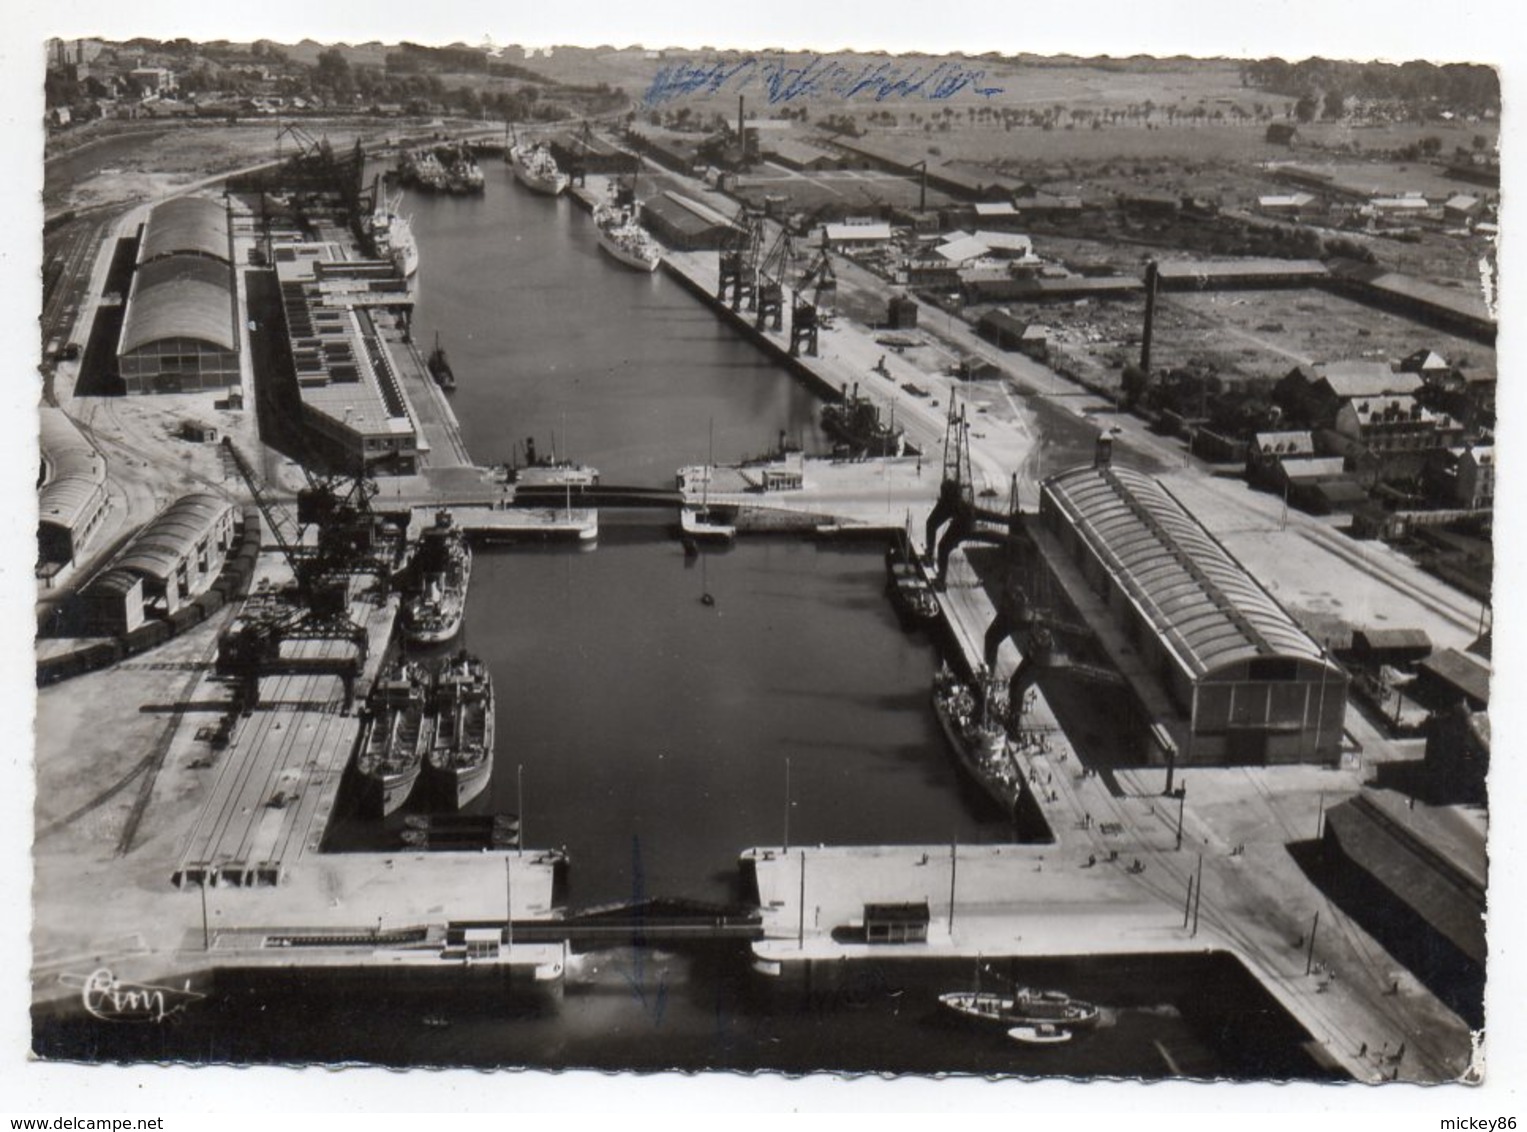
left=789, top=235, right=836, bottom=357
left=754, top=227, right=798, bottom=332
left=716, top=207, right=765, bottom=312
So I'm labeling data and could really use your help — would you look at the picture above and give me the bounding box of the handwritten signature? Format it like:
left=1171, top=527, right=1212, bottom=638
left=74, top=968, right=206, bottom=1024
left=645, top=56, right=1003, bottom=107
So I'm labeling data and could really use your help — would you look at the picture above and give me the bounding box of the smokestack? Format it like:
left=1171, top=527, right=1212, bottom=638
left=1140, top=260, right=1159, bottom=373
left=738, top=94, right=745, bottom=143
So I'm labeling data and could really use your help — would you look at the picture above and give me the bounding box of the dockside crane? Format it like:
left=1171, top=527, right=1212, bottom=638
left=754, top=227, right=798, bottom=332
left=789, top=234, right=836, bottom=357
left=716, top=208, right=765, bottom=312
left=219, top=439, right=377, bottom=711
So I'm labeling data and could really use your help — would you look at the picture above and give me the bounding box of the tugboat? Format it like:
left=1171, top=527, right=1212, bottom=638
left=402, top=510, right=471, bottom=644
left=822, top=383, right=905, bottom=458
left=355, top=660, right=434, bottom=817
left=932, top=664, right=1022, bottom=815
left=427, top=331, right=456, bottom=392
left=427, top=651, right=495, bottom=810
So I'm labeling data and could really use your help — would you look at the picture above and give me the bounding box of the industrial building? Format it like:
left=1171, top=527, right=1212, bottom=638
left=77, top=493, right=237, bottom=635
left=37, top=407, right=110, bottom=579
left=1038, top=456, right=1348, bottom=765
left=117, top=196, right=240, bottom=394
left=273, top=243, right=422, bottom=474
left=639, top=191, right=734, bottom=251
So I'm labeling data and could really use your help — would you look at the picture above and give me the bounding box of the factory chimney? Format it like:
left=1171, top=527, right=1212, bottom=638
left=1140, top=259, right=1159, bottom=373
left=738, top=94, right=745, bottom=143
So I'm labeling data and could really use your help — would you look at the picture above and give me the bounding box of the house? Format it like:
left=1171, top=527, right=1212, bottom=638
left=1426, top=445, right=1495, bottom=509
left=1330, top=394, right=1460, bottom=458
left=1443, top=194, right=1484, bottom=224
left=1274, top=361, right=1422, bottom=427
left=824, top=221, right=892, bottom=249
left=1258, top=192, right=1316, bottom=217
left=1246, top=430, right=1316, bottom=483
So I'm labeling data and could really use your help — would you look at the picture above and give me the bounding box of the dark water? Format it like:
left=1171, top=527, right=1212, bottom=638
left=399, top=164, right=828, bottom=483
left=33, top=951, right=1340, bottom=1081
left=326, top=522, right=1010, bottom=903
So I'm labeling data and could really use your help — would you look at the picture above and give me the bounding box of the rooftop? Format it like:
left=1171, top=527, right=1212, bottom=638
left=138, top=195, right=230, bottom=266
left=119, top=253, right=235, bottom=355
left=1043, top=463, right=1336, bottom=680
left=103, top=493, right=233, bottom=582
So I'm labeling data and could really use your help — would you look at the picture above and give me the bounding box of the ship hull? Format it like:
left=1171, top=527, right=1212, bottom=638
left=360, top=764, right=423, bottom=818
left=597, top=229, right=662, bottom=272
left=932, top=685, right=1020, bottom=816
left=939, top=991, right=1100, bottom=1030
left=509, top=149, right=569, bottom=196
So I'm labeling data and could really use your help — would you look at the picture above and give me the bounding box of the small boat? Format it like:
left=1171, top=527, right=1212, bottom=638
left=427, top=332, right=456, bottom=392
left=886, top=544, right=939, bottom=625
left=680, top=504, right=735, bottom=544
left=939, top=989, right=1100, bottom=1030
left=1007, top=1023, right=1073, bottom=1045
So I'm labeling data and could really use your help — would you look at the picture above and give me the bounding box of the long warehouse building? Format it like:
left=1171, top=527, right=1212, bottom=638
left=1039, top=453, right=1348, bottom=765
left=116, top=195, right=239, bottom=394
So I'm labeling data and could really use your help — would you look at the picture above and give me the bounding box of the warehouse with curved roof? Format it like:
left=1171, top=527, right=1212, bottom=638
left=136, top=195, right=231, bottom=267
left=78, top=493, right=236, bottom=634
left=1039, top=456, right=1347, bottom=764
left=117, top=196, right=239, bottom=394
left=37, top=407, right=109, bottom=575
left=117, top=253, right=239, bottom=393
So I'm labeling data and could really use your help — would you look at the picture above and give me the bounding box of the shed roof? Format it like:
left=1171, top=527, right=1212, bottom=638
left=1315, top=361, right=1421, bottom=399
left=826, top=222, right=892, bottom=242
left=39, top=407, right=104, bottom=482
left=767, top=138, right=837, bottom=166
left=1043, top=463, right=1333, bottom=679
left=1418, top=648, right=1490, bottom=706
left=1353, top=627, right=1433, bottom=652
left=138, top=195, right=230, bottom=265
left=119, top=253, right=235, bottom=355
left=935, top=235, right=991, bottom=263
left=107, top=493, right=232, bottom=581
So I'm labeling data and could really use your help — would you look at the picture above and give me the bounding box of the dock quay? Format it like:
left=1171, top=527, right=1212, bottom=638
left=405, top=503, right=597, bottom=544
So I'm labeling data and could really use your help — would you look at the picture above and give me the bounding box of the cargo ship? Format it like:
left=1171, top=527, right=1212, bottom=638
left=508, top=142, right=569, bottom=196
left=427, top=651, right=495, bottom=810
left=822, top=383, right=905, bottom=458
left=402, top=510, right=471, bottom=644
left=594, top=203, right=662, bottom=272
left=400, top=148, right=449, bottom=192
left=932, top=664, right=1022, bottom=815
left=886, top=544, right=939, bottom=626
left=446, top=146, right=486, bottom=194
left=365, top=188, right=419, bottom=279
left=355, top=660, right=433, bottom=817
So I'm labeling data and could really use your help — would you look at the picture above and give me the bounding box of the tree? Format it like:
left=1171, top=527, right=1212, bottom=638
left=1295, top=94, right=1319, bottom=123
left=1323, top=89, right=1346, bottom=120
left=314, top=47, right=353, bottom=99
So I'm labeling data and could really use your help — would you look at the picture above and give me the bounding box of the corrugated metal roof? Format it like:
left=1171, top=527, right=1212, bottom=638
left=38, top=476, right=107, bottom=531
left=107, top=493, right=232, bottom=581
left=39, top=407, right=104, bottom=481
left=119, top=254, right=235, bottom=355
left=138, top=196, right=230, bottom=265
left=1044, top=464, right=1331, bottom=678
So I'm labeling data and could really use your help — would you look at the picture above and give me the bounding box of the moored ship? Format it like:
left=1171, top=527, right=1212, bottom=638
left=365, top=189, right=420, bottom=279
left=401, top=148, right=449, bottom=192
left=938, top=989, right=1101, bottom=1030
left=426, top=650, right=495, bottom=810
left=822, top=383, right=905, bottom=458
left=886, top=544, right=939, bottom=625
left=402, top=510, right=471, bottom=644
left=446, top=146, right=486, bottom=194
left=932, top=664, right=1022, bottom=815
left=594, top=203, right=662, bottom=272
left=508, top=142, right=569, bottom=196
left=427, top=331, right=456, bottom=392
left=355, top=660, right=433, bottom=817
